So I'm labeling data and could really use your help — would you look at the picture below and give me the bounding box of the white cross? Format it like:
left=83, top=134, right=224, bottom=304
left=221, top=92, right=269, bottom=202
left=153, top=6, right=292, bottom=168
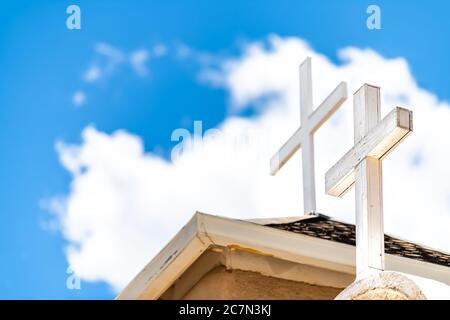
left=270, top=57, right=347, bottom=215
left=325, top=84, right=413, bottom=277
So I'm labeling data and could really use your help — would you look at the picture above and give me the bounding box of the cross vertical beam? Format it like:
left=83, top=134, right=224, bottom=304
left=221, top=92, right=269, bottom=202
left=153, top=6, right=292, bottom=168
left=353, top=84, right=384, bottom=276
left=299, top=58, right=316, bottom=214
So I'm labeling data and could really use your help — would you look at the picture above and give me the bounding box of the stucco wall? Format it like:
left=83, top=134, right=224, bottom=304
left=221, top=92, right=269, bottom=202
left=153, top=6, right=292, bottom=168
left=181, top=266, right=342, bottom=300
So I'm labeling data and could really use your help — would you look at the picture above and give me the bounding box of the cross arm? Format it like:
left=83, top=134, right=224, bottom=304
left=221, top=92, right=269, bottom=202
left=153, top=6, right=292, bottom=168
left=325, top=107, right=413, bottom=197
left=308, top=82, right=348, bottom=133
left=270, top=82, right=347, bottom=176
left=270, top=126, right=305, bottom=175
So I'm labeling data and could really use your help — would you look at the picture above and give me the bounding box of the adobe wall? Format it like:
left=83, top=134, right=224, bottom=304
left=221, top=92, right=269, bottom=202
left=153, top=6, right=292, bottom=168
left=182, top=266, right=342, bottom=300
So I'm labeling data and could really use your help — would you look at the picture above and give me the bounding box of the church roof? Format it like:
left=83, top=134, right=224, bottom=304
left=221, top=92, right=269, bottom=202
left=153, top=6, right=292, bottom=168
left=265, top=214, right=450, bottom=268
left=118, top=212, right=450, bottom=299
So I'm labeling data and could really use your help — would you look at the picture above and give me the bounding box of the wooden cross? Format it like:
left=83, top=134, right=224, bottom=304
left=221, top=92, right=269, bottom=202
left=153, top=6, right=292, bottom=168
left=325, top=84, right=413, bottom=277
left=270, top=57, right=347, bottom=215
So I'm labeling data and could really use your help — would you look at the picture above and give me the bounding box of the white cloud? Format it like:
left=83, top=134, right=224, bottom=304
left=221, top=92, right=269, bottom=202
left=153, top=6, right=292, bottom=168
left=153, top=44, right=168, bottom=57
left=175, top=42, right=192, bottom=58
left=79, top=43, right=124, bottom=85
left=95, top=42, right=125, bottom=66
left=80, top=43, right=160, bottom=84
left=75, top=43, right=168, bottom=105
left=49, top=35, right=450, bottom=291
left=83, top=66, right=101, bottom=83
left=72, top=91, right=86, bottom=107
left=175, top=42, right=217, bottom=65
left=129, top=49, right=149, bottom=77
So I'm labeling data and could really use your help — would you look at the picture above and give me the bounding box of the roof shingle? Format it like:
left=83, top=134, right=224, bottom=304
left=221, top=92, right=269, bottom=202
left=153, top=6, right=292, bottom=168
left=266, top=215, right=450, bottom=268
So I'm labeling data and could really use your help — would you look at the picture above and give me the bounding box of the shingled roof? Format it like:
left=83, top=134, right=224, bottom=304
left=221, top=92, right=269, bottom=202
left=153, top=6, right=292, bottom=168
left=265, top=214, right=450, bottom=268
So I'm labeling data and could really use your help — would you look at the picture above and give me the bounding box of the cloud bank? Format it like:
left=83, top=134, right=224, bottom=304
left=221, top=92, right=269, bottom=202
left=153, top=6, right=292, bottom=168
left=50, top=35, right=450, bottom=291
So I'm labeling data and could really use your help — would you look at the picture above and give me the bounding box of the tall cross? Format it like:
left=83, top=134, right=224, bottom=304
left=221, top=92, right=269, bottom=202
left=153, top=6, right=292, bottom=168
left=325, top=84, right=413, bottom=277
left=270, top=57, right=347, bottom=215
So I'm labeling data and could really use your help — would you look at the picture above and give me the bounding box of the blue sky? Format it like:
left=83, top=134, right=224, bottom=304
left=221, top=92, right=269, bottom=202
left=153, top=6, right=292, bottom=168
left=0, top=0, right=449, bottom=299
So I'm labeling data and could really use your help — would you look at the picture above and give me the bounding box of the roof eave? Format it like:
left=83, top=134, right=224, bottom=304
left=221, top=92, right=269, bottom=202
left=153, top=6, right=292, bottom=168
left=117, top=212, right=450, bottom=300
